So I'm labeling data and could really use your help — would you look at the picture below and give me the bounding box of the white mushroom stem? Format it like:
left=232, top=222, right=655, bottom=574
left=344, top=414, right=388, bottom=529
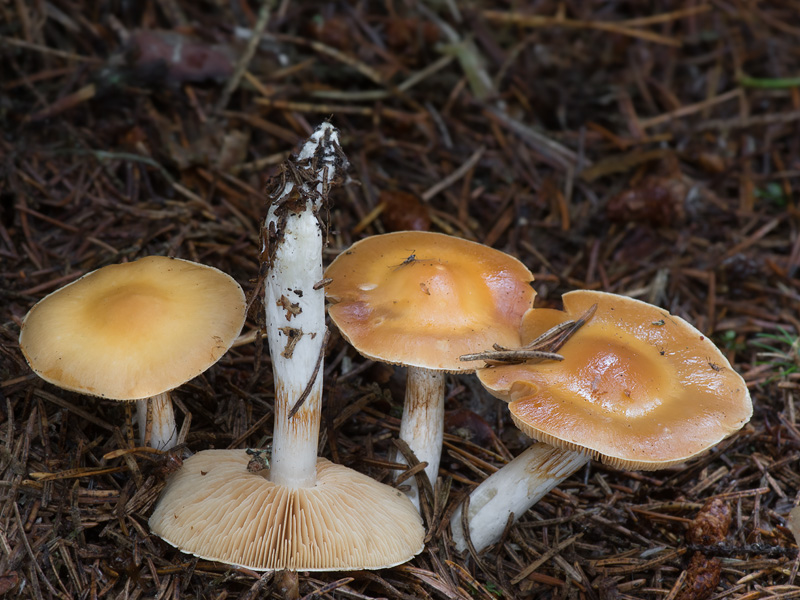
left=136, top=392, right=178, bottom=450
left=265, top=215, right=325, bottom=488
left=265, top=123, right=343, bottom=489
left=450, top=444, right=589, bottom=553
left=396, top=367, right=445, bottom=510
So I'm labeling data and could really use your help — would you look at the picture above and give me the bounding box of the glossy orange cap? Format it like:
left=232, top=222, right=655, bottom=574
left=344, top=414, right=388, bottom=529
left=478, top=290, right=752, bottom=470
left=325, top=232, right=535, bottom=371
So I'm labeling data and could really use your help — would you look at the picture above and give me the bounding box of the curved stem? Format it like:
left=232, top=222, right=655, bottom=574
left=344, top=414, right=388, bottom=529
left=136, top=392, right=178, bottom=450
left=396, top=367, right=445, bottom=510
left=450, top=444, right=589, bottom=552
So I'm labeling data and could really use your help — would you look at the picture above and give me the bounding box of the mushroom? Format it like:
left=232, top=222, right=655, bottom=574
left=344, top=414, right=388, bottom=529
left=451, top=290, right=753, bottom=552
left=18, top=256, right=246, bottom=450
left=325, top=231, right=536, bottom=508
left=148, top=450, right=424, bottom=570
left=149, top=123, right=424, bottom=570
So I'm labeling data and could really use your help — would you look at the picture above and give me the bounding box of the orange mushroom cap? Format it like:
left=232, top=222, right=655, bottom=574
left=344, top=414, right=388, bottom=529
left=325, top=231, right=535, bottom=371
left=19, top=256, right=246, bottom=400
left=478, top=290, right=752, bottom=470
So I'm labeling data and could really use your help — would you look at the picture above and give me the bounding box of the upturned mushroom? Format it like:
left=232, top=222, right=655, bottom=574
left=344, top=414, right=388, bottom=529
left=19, top=256, right=247, bottom=450
left=325, top=231, right=536, bottom=509
left=148, top=450, right=424, bottom=570
left=149, top=123, right=425, bottom=571
left=451, top=290, right=753, bottom=552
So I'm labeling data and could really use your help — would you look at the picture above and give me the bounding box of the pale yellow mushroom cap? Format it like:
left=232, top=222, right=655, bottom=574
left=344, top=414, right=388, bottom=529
left=19, top=256, right=246, bottom=400
left=149, top=450, right=425, bottom=571
left=325, top=231, right=535, bottom=372
left=478, top=290, right=752, bottom=470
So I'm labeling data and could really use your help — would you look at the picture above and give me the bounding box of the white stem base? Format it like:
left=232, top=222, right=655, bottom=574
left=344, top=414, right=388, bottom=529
left=451, top=444, right=589, bottom=552
left=136, top=392, right=178, bottom=450
left=396, top=367, right=445, bottom=510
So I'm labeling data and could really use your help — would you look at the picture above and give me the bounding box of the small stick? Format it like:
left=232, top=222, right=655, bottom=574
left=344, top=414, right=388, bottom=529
left=512, top=319, right=579, bottom=351
left=459, top=350, right=565, bottom=363
left=535, top=303, right=598, bottom=354
left=288, top=329, right=330, bottom=419
left=0, top=35, right=103, bottom=63
left=460, top=303, right=597, bottom=364
left=421, top=146, right=485, bottom=202
left=215, top=1, right=273, bottom=114
left=481, top=10, right=681, bottom=46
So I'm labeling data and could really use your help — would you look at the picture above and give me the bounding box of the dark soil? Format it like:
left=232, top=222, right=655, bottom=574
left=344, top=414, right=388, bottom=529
left=2, top=2, right=800, bottom=599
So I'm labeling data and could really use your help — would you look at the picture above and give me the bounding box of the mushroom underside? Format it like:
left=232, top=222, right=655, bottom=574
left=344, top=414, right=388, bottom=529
left=149, top=450, right=425, bottom=571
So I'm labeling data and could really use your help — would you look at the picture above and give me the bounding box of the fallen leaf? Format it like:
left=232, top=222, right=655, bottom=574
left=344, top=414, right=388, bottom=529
left=128, top=29, right=236, bottom=85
